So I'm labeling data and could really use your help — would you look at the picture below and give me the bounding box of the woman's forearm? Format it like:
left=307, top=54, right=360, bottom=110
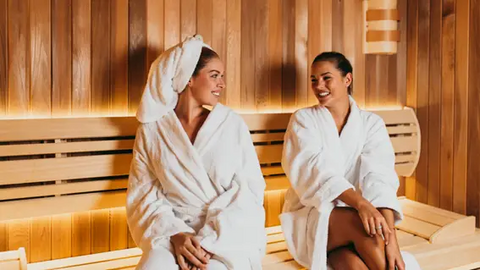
left=337, top=188, right=369, bottom=210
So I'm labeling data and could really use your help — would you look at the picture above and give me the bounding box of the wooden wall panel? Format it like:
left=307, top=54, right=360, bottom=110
left=0, top=0, right=6, bottom=116
left=51, top=214, right=72, bottom=259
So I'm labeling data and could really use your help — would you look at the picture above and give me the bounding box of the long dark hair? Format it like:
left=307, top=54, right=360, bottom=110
left=313, top=52, right=353, bottom=95
left=192, top=47, right=219, bottom=77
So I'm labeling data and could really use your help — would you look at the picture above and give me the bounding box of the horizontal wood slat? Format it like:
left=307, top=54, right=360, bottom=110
left=366, top=9, right=400, bottom=21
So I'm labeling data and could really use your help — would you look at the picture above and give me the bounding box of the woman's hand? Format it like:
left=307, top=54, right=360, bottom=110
left=386, top=234, right=405, bottom=270
left=171, top=233, right=209, bottom=270
left=190, top=249, right=212, bottom=270
left=356, top=200, right=392, bottom=245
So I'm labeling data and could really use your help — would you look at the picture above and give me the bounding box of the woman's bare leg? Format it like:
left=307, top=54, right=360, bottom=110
left=328, top=245, right=368, bottom=270
left=327, top=207, right=386, bottom=270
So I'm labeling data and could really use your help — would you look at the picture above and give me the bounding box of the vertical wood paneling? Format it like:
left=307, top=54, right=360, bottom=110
left=110, top=209, right=127, bottom=251
left=416, top=0, right=431, bottom=204
left=281, top=0, right=296, bottom=111
left=8, top=0, right=29, bottom=116
left=91, top=210, right=110, bottom=253
left=0, top=222, right=6, bottom=251
left=396, top=0, right=407, bottom=107
left=7, top=220, right=30, bottom=261
left=255, top=0, right=270, bottom=110
left=72, top=212, right=91, bottom=256
left=72, top=0, right=91, bottom=115
left=146, top=0, right=164, bottom=68
left=453, top=0, right=469, bottom=215
left=332, top=0, right=343, bottom=52
left=181, top=0, right=196, bottom=40
left=111, top=0, right=129, bottom=115
left=352, top=0, right=366, bottom=108
left=427, top=0, right=442, bottom=207
left=241, top=0, right=256, bottom=111
left=51, top=214, right=71, bottom=259
left=406, top=0, right=418, bottom=200
left=91, top=0, right=111, bottom=114
left=196, top=0, right=212, bottom=46
left=440, top=0, right=455, bottom=211
left=128, top=0, right=147, bottom=114
left=212, top=0, right=226, bottom=104
left=467, top=0, right=480, bottom=227
left=30, top=217, right=51, bottom=262
left=52, top=0, right=71, bottom=116
left=29, top=0, right=51, bottom=117
left=307, top=0, right=321, bottom=106
left=164, top=0, right=180, bottom=48
left=268, top=0, right=282, bottom=110
left=0, top=0, right=6, bottom=116
left=225, top=0, right=241, bottom=109
left=294, top=0, right=308, bottom=108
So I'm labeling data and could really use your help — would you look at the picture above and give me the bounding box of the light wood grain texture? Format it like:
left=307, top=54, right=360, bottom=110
left=30, top=217, right=51, bottom=262
left=0, top=0, right=6, bottom=116
left=72, top=212, right=91, bottom=256
left=51, top=214, right=71, bottom=260
left=111, top=0, right=128, bottom=116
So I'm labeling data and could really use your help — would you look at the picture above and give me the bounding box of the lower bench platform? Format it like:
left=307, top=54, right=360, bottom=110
left=21, top=198, right=480, bottom=270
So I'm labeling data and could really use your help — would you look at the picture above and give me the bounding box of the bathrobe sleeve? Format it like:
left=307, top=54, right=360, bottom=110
left=282, top=111, right=355, bottom=211
left=195, top=119, right=266, bottom=261
left=126, top=125, right=195, bottom=251
left=359, top=114, right=404, bottom=223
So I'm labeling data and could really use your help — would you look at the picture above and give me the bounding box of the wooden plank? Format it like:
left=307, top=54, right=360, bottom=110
left=0, top=154, right=132, bottom=185
left=241, top=0, right=256, bottom=111
left=72, top=212, right=91, bottom=256
left=467, top=0, right=480, bottom=227
left=396, top=0, right=407, bottom=106
left=386, top=125, right=419, bottom=135
left=7, top=220, right=30, bottom=262
left=0, top=140, right=134, bottom=157
left=261, top=166, right=284, bottom=176
left=30, top=217, right=51, bottom=262
left=416, top=0, right=430, bottom=204
left=91, top=0, right=111, bottom=114
left=146, top=0, right=164, bottom=69
left=51, top=214, right=72, bottom=260
left=281, top=0, right=296, bottom=111
left=0, top=222, right=6, bottom=251
left=264, top=190, right=283, bottom=226
left=307, top=0, right=321, bottom=106
left=0, top=117, right=138, bottom=142
left=453, top=0, right=469, bottom=215
left=111, top=0, right=129, bottom=116
left=401, top=197, right=466, bottom=220
left=251, top=133, right=285, bottom=143
left=254, top=0, right=269, bottom=111
left=196, top=0, right=212, bottom=45
left=7, top=0, right=29, bottom=116
left=110, top=208, right=127, bottom=251
left=265, top=176, right=290, bottom=191
left=427, top=0, right=442, bottom=208
left=128, top=0, right=147, bottom=115
left=267, top=232, right=285, bottom=244
left=0, top=179, right=127, bottom=205
left=212, top=0, right=226, bottom=104
left=268, top=0, right=283, bottom=110
left=262, top=251, right=293, bottom=265
left=0, top=0, right=6, bottom=116
left=72, top=0, right=92, bottom=115
left=390, top=136, right=419, bottom=153
left=225, top=0, right=241, bottom=109
left=440, top=0, right=455, bottom=211
left=397, top=235, right=428, bottom=248
left=52, top=0, right=72, bottom=116
left=266, top=241, right=288, bottom=254
left=30, top=0, right=51, bottom=117
left=127, top=230, right=136, bottom=249
left=256, top=145, right=283, bottom=164
left=372, top=108, right=417, bottom=125
left=241, top=113, right=291, bottom=131
left=91, top=210, right=110, bottom=253
left=294, top=0, right=308, bottom=108
left=180, top=0, right=196, bottom=40
left=164, top=0, right=180, bottom=48
left=396, top=215, right=440, bottom=240
left=406, top=0, right=418, bottom=200
left=0, top=192, right=127, bottom=222
left=331, top=0, right=343, bottom=52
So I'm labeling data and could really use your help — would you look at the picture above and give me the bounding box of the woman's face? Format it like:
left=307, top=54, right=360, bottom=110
left=188, top=57, right=225, bottom=107
left=310, top=61, right=351, bottom=107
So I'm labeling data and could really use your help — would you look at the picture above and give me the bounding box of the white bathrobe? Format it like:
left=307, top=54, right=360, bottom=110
left=126, top=103, right=266, bottom=270
left=280, top=97, right=420, bottom=269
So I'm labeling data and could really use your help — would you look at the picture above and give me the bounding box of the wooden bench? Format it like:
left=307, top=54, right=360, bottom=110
left=0, top=248, right=27, bottom=270
left=0, top=108, right=479, bottom=270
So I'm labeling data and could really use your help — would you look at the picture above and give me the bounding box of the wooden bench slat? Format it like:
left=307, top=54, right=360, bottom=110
left=391, top=136, right=419, bottom=153
left=0, top=140, right=135, bottom=157
left=265, top=176, right=290, bottom=191
left=266, top=241, right=289, bottom=254
left=386, top=125, right=419, bottom=135
left=400, top=197, right=466, bottom=220
left=0, top=154, right=132, bottom=185
left=262, top=251, right=293, bottom=265
left=256, top=144, right=283, bottom=164
left=261, top=166, right=284, bottom=176
left=0, top=179, right=127, bottom=201
left=0, top=117, right=138, bottom=142
left=251, top=133, right=285, bottom=143
left=373, top=108, right=417, bottom=125
left=396, top=215, right=441, bottom=240
left=242, top=113, right=291, bottom=131
left=0, top=192, right=126, bottom=221
left=267, top=233, right=285, bottom=244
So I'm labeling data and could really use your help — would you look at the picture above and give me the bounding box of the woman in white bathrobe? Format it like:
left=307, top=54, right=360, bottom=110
left=281, top=52, right=421, bottom=270
left=126, top=36, right=266, bottom=270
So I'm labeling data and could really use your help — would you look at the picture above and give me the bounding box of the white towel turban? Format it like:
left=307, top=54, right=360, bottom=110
left=136, top=35, right=211, bottom=123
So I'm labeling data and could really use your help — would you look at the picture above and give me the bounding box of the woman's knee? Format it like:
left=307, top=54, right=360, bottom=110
left=328, top=246, right=368, bottom=270
left=136, top=247, right=177, bottom=270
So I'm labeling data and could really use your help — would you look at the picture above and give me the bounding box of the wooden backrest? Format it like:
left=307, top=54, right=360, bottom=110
left=0, top=108, right=420, bottom=221
left=0, top=248, right=27, bottom=270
